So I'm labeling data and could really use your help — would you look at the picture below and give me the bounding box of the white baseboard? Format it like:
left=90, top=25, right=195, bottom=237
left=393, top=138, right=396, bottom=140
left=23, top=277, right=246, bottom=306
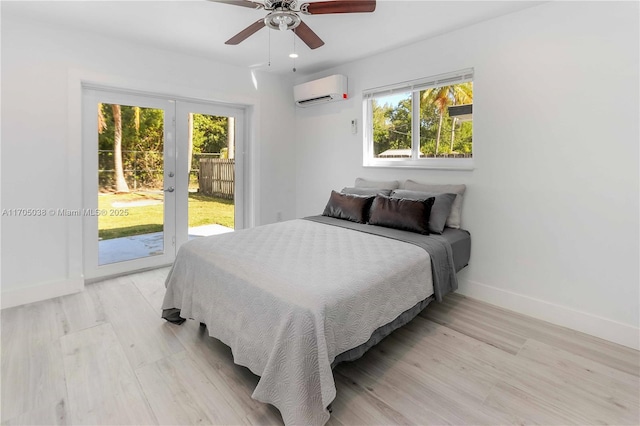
left=1, top=278, right=84, bottom=309
left=457, top=279, right=640, bottom=351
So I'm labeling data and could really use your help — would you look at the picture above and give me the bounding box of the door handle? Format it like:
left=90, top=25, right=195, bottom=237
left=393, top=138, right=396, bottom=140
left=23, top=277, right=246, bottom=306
left=164, top=186, right=175, bottom=193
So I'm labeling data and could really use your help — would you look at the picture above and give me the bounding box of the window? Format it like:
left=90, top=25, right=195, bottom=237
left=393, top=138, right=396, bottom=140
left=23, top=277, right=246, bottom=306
left=363, top=69, right=474, bottom=169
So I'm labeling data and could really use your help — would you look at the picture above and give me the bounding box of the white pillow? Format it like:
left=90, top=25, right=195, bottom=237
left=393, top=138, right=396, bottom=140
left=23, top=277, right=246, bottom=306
left=354, top=177, right=400, bottom=190
left=403, top=180, right=466, bottom=228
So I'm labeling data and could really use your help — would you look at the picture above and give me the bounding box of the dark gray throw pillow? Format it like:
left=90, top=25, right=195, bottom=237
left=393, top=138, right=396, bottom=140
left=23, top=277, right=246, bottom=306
left=390, top=190, right=456, bottom=234
left=368, top=195, right=435, bottom=235
left=322, top=190, right=375, bottom=223
left=341, top=187, right=392, bottom=197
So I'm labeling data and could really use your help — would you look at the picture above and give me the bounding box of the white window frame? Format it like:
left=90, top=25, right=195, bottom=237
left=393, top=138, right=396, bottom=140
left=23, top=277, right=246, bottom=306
left=363, top=68, right=474, bottom=170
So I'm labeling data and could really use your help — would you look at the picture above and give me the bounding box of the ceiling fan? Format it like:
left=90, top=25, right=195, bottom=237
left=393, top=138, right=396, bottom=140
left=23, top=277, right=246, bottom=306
left=210, top=0, right=376, bottom=50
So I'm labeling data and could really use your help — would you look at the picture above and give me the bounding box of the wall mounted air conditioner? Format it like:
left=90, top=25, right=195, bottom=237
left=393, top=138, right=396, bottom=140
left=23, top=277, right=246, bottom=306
left=294, top=74, right=348, bottom=107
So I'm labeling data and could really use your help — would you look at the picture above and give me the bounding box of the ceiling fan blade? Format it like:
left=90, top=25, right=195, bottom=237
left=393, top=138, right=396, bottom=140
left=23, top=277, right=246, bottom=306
left=300, top=0, right=376, bottom=15
left=294, top=21, right=325, bottom=50
left=207, top=0, right=264, bottom=9
left=225, top=19, right=266, bottom=45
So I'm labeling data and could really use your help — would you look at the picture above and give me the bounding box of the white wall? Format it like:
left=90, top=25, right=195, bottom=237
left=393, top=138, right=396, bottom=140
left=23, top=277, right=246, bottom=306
left=0, top=14, right=296, bottom=305
left=294, top=2, right=640, bottom=349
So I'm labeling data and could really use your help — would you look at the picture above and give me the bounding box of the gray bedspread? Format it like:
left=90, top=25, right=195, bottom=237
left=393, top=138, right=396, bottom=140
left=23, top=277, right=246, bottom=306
left=162, top=218, right=461, bottom=425
left=304, top=215, right=458, bottom=301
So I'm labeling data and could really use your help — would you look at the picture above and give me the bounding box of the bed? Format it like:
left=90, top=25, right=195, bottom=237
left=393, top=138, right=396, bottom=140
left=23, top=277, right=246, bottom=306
left=162, top=181, right=470, bottom=425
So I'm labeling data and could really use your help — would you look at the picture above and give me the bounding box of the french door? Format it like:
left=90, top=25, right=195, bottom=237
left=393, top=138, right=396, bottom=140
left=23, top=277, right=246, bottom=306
left=83, top=88, right=245, bottom=280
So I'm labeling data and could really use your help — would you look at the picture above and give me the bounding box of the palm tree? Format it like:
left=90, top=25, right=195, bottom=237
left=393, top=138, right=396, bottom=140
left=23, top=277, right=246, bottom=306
left=98, top=104, right=129, bottom=191
left=111, top=104, right=130, bottom=193
left=421, top=83, right=472, bottom=156
left=97, top=103, right=107, bottom=134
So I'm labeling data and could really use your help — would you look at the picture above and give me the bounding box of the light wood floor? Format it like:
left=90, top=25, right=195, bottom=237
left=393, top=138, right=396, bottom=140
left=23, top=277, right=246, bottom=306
left=2, top=267, right=638, bottom=425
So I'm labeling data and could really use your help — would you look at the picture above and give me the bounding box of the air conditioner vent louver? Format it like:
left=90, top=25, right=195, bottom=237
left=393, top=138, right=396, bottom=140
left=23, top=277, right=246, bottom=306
left=294, top=75, right=347, bottom=107
left=298, top=95, right=333, bottom=104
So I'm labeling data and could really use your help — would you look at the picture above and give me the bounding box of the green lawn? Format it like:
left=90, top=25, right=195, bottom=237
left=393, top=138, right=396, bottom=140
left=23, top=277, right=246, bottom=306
left=98, top=192, right=234, bottom=240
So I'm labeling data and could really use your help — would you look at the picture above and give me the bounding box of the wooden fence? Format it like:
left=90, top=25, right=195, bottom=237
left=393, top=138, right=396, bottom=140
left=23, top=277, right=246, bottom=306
left=198, top=158, right=235, bottom=199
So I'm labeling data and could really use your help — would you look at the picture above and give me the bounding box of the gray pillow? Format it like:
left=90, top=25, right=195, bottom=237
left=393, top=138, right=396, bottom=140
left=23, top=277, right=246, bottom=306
left=391, top=190, right=456, bottom=234
left=342, top=187, right=392, bottom=197
left=354, top=177, right=400, bottom=190
left=403, top=180, right=466, bottom=229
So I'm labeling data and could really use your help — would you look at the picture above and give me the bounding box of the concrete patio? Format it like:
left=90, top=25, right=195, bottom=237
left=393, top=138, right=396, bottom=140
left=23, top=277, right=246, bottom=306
left=98, top=224, right=233, bottom=265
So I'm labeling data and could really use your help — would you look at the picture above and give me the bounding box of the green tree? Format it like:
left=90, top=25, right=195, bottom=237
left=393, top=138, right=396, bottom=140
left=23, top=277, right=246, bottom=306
left=192, top=114, right=228, bottom=155
left=388, top=97, right=412, bottom=151
left=98, top=104, right=164, bottom=190
left=372, top=96, right=411, bottom=156
left=372, top=100, right=391, bottom=156
left=421, top=83, right=472, bottom=156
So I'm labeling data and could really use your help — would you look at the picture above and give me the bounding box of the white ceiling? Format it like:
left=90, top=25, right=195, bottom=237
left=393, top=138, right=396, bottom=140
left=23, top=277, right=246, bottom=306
left=3, top=0, right=543, bottom=75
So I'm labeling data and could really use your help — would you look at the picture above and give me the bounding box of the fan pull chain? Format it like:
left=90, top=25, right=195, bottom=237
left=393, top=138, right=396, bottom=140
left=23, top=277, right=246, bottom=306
left=292, top=30, right=297, bottom=72
left=268, top=29, right=271, bottom=68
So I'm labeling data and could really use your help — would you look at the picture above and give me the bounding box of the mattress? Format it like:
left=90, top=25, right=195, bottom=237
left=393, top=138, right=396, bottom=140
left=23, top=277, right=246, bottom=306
left=440, top=227, right=471, bottom=272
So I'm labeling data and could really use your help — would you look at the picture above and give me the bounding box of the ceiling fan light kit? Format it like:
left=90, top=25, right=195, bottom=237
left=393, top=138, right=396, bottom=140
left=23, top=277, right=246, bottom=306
left=265, top=10, right=301, bottom=31
left=212, top=0, right=376, bottom=50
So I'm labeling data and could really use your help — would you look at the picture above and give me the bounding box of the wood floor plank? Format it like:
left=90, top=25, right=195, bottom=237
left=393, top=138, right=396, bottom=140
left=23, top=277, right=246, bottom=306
left=1, top=301, right=67, bottom=422
left=90, top=275, right=184, bottom=369
left=337, top=346, right=514, bottom=425
left=333, top=362, right=455, bottom=425
left=421, top=304, right=527, bottom=354
left=60, top=323, right=158, bottom=425
left=509, top=339, right=640, bottom=423
left=169, top=320, right=265, bottom=416
left=58, top=285, right=107, bottom=334
left=130, top=266, right=172, bottom=312
left=331, top=371, right=414, bottom=426
left=408, top=315, right=639, bottom=424
left=242, top=405, right=284, bottom=426
left=1, top=398, right=67, bottom=426
left=426, top=293, right=640, bottom=376
left=382, top=329, right=501, bottom=401
left=399, top=315, right=516, bottom=380
left=517, top=339, right=640, bottom=405
left=136, top=350, right=244, bottom=425
left=483, top=381, right=588, bottom=425
left=494, top=347, right=638, bottom=424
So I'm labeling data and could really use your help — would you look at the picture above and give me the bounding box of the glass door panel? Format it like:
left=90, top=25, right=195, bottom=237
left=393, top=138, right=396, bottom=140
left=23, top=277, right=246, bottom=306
left=83, top=89, right=176, bottom=280
left=97, top=103, right=166, bottom=265
left=187, top=113, right=235, bottom=239
left=175, top=101, right=244, bottom=251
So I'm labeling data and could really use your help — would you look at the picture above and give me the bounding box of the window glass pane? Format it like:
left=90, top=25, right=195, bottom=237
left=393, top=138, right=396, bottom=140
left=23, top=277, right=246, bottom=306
left=371, top=92, right=412, bottom=158
left=419, top=82, right=473, bottom=158
left=97, top=103, right=165, bottom=265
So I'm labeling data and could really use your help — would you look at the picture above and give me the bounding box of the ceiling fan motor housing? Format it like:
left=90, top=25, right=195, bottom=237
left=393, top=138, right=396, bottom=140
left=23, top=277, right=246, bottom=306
left=264, top=0, right=298, bottom=10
